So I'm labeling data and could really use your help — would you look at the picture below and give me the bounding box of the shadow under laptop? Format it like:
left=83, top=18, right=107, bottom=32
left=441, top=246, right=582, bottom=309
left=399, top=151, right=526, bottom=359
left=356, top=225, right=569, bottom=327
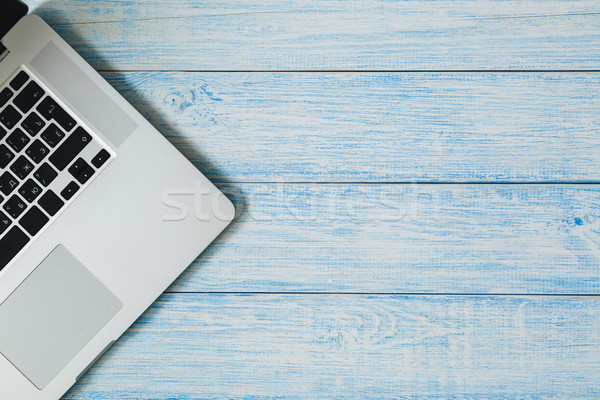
left=31, top=3, right=246, bottom=286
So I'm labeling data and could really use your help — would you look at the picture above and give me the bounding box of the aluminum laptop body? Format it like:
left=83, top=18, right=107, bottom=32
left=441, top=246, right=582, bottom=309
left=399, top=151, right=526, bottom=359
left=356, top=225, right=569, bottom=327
left=0, top=2, right=234, bottom=399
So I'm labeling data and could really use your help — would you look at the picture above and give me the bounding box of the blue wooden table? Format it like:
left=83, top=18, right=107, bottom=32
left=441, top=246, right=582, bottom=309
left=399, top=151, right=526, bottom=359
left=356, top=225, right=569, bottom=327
left=28, top=0, right=600, bottom=398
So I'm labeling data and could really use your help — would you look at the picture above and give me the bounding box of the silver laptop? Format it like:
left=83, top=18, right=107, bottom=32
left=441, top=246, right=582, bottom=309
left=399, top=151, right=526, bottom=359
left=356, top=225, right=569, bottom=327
left=0, top=1, right=235, bottom=398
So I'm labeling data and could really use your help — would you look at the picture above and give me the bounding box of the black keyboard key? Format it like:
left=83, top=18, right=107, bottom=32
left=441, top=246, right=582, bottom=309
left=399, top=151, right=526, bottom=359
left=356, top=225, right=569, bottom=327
left=61, top=181, right=79, bottom=200
left=9, top=71, right=29, bottom=91
left=68, top=158, right=88, bottom=177
left=0, top=144, right=14, bottom=168
left=21, top=112, right=45, bottom=136
left=13, top=81, right=45, bottom=113
left=18, top=179, right=42, bottom=203
left=6, top=128, right=29, bottom=152
left=0, top=211, right=10, bottom=235
left=0, top=104, right=22, bottom=130
left=36, top=97, right=76, bottom=132
left=49, top=127, right=92, bottom=171
left=77, top=165, right=94, bottom=184
left=0, top=226, right=29, bottom=271
left=38, top=190, right=64, bottom=216
left=69, top=157, right=96, bottom=184
left=10, top=155, right=35, bottom=180
left=40, top=123, right=65, bottom=148
left=91, top=149, right=111, bottom=168
left=19, top=206, right=49, bottom=236
left=25, top=139, right=49, bottom=163
left=0, top=171, right=18, bottom=196
left=33, top=163, right=58, bottom=187
left=0, top=125, right=6, bottom=141
left=0, top=87, right=13, bottom=108
left=3, top=195, right=27, bottom=219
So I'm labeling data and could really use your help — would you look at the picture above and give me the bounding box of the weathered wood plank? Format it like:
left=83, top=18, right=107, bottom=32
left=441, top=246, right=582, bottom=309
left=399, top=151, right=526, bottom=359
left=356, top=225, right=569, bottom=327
left=166, top=183, right=600, bottom=294
left=65, top=294, right=600, bottom=399
left=28, top=0, right=600, bottom=70
left=98, top=71, right=600, bottom=182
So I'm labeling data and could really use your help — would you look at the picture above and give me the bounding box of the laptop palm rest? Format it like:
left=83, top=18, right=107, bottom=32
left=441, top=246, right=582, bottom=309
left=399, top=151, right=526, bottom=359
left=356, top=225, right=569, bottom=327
left=0, top=245, right=122, bottom=390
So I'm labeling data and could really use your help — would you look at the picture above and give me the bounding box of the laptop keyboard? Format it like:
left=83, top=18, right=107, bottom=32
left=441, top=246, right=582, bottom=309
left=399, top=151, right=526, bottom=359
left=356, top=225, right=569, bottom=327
left=0, top=68, right=114, bottom=271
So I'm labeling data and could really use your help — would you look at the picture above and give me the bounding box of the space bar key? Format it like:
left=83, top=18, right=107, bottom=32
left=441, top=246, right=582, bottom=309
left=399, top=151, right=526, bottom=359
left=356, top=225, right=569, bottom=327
left=0, top=226, right=30, bottom=271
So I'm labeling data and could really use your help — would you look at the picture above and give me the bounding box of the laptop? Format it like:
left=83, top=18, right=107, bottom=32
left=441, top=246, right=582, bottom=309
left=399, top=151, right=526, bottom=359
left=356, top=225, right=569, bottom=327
left=0, top=1, right=235, bottom=398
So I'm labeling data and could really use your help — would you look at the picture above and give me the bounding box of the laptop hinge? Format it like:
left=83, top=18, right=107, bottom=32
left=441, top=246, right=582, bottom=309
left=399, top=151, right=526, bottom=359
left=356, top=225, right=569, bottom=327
left=0, top=0, right=28, bottom=39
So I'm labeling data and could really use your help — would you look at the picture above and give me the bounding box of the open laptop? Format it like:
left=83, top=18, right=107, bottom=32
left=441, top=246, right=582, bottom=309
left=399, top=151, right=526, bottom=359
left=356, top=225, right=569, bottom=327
left=0, top=1, right=235, bottom=398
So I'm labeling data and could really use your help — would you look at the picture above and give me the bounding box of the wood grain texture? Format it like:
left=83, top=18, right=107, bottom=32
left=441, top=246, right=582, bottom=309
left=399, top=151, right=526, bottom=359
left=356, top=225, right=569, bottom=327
left=27, top=0, right=600, bottom=71
left=65, top=294, right=600, bottom=399
left=17, top=1, right=599, bottom=399
left=168, top=184, right=600, bottom=294
left=99, top=71, right=600, bottom=183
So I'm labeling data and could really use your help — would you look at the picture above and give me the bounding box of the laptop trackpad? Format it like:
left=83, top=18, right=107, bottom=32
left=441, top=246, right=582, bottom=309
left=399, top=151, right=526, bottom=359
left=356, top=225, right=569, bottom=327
left=0, top=245, right=122, bottom=390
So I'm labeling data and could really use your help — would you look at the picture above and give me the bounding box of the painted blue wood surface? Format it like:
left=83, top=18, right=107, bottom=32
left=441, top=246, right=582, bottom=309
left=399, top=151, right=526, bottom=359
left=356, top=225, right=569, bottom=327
left=100, top=72, right=600, bottom=182
left=65, top=294, right=600, bottom=399
left=165, top=184, right=600, bottom=294
left=27, top=0, right=600, bottom=71
left=20, top=0, right=600, bottom=398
